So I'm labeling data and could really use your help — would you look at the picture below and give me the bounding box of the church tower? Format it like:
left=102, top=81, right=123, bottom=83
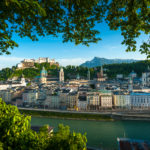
left=77, top=73, right=80, bottom=80
left=87, top=69, right=90, bottom=80
left=20, top=74, right=26, bottom=86
left=128, top=76, right=133, bottom=92
left=100, top=66, right=103, bottom=78
left=40, top=67, right=47, bottom=84
left=59, top=68, right=64, bottom=82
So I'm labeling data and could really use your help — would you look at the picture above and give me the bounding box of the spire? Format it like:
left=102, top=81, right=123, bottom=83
left=148, top=66, right=150, bottom=71
left=77, top=73, right=80, bottom=80
left=59, top=67, right=64, bottom=82
left=87, top=69, right=90, bottom=80
left=100, top=66, right=103, bottom=77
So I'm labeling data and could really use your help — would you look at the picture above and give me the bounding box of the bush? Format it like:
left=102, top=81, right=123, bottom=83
left=0, top=99, right=87, bottom=150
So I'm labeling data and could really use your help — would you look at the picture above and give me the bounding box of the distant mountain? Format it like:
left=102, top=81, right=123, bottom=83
left=80, top=57, right=139, bottom=68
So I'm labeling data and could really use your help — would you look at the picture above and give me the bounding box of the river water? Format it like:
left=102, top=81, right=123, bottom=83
left=31, top=117, right=150, bottom=150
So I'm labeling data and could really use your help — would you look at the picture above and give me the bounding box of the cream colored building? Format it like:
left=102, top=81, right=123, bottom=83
left=66, top=94, right=78, bottom=110
left=100, top=95, right=112, bottom=108
left=113, top=95, right=131, bottom=109
left=87, top=91, right=100, bottom=110
left=69, top=79, right=89, bottom=86
left=99, top=90, right=112, bottom=108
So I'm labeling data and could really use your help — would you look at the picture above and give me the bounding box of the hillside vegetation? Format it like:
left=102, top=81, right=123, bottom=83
left=0, top=60, right=150, bottom=81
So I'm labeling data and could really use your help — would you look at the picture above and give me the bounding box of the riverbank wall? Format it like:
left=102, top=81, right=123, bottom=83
left=19, top=108, right=150, bottom=121
left=19, top=108, right=113, bottom=121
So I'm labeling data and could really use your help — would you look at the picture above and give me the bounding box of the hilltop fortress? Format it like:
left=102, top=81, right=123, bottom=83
left=17, top=57, right=59, bottom=69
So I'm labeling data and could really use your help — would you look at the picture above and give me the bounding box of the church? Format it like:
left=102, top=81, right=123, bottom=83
left=142, top=66, right=150, bottom=87
left=97, top=66, right=106, bottom=82
left=38, top=67, right=64, bottom=84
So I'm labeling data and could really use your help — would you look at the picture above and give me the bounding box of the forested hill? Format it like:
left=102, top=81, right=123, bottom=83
left=0, top=60, right=150, bottom=81
left=103, top=60, right=150, bottom=78
left=80, top=57, right=139, bottom=68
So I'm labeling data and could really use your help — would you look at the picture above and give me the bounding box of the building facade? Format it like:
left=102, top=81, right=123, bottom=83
left=59, top=68, right=64, bottom=82
left=113, top=94, right=131, bottom=109
left=142, top=67, right=150, bottom=87
left=130, top=93, right=150, bottom=109
left=87, top=92, right=100, bottom=110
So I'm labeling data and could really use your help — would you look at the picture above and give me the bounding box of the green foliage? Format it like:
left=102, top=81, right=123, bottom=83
left=106, top=0, right=150, bottom=57
left=0, top=99, right=87, bottom=150
left=1, top=60, right=149, bottom=81
left=0, top=0, right=149, bottom=56
left=0, top=0, right=104, bottom=54
left=0, top=142, right=3, bottom=150
left=47, top=124, right=87, bottom=150
left=0, top=63, right=59, bottom=81
left=23, top=68, right=40, bottom=79
left=0, top=68, right=14, bottom=80
left=103, top=60, right=150, bottom=79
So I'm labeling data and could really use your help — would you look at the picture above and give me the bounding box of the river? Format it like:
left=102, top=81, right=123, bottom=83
left=31, top=117, right=150, bottom=150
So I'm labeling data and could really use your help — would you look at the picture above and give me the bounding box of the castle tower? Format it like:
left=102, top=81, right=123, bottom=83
left=59, top=68, right=64, bottom=82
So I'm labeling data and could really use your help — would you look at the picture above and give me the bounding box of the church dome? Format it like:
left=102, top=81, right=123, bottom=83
left=40, top=67, right=47, bottom=76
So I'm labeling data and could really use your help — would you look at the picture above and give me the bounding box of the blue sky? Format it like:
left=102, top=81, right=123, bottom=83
left=0, top=22, right=148, bottom=69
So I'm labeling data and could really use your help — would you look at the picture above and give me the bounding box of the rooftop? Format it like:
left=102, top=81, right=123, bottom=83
left=118, top=138, right=150, bottom=150
left=130, top=92, right=150, bottom=96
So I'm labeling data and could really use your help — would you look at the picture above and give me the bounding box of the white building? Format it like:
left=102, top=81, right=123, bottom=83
left=99, top=90, right=112, bottom=108
left=130, top=93, right=150, bottom=109
left=0, top=77, right=26, bottom=90
left=116, top=74, right=123, bottom=79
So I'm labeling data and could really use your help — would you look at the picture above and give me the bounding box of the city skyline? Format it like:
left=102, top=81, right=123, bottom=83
left=0, top=22, right=148, bottom=69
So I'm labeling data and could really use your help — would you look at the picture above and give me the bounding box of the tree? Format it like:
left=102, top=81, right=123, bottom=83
left=0, top=0, right=149, bottom=57
left=0, top=99, right=87, bottom=150
left=47, top=124, right=87, bottom=150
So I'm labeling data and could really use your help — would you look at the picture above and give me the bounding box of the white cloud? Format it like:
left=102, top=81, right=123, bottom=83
left=0, top=56, right=23, bottom=70
left=56, top=58, right=88, bottom=66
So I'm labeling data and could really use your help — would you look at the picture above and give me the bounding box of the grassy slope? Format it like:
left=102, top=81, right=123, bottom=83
left=19, top=109, right=113, bottom=121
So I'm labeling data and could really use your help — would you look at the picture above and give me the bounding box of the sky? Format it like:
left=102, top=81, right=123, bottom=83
left=0, top=22, right=149, bottom=69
